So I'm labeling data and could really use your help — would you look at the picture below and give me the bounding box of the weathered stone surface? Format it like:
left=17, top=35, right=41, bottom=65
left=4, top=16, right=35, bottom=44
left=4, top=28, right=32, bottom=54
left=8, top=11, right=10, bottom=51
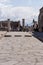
left=0, top=32, right=43, bottom=65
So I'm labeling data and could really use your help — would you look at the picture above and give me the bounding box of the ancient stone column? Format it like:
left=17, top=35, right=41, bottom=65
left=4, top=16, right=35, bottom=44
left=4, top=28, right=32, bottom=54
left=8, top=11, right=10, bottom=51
left=1, top=22, right=3, bottom=28
left=7, top=19, right=11, bottom=32
left=0, top=22, right=3, bottom=31
left=17, top=21, right=20, bottom=31
left=22, top=19, right=25, bottom=27
left=22, top=19, right=25, bottom=31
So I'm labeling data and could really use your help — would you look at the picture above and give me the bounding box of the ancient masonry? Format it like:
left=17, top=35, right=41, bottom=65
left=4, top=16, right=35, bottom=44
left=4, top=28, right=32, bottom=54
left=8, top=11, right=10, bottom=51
left=38, top=7, right=43, bottom=32
left=0, top=19, right=25, bottom=31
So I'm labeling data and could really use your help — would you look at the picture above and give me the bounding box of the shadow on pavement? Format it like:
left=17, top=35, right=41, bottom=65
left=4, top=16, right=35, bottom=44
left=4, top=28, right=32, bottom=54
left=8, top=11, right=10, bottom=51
left=33, top=32, right=43, bottom=42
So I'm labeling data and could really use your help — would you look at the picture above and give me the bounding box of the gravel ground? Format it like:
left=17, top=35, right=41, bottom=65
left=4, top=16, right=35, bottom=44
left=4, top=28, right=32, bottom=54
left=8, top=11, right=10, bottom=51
left=0, top=32, right=43, bottom=65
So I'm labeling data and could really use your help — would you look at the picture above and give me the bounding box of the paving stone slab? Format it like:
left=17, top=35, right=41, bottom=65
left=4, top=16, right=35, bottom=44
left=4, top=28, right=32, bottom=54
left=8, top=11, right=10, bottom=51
left=0, top=32, right=43, bottom=65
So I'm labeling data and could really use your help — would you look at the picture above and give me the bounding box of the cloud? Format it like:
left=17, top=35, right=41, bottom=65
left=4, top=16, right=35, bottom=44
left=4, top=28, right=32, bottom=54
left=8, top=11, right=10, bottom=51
left=0, top=6, right=38, bottom=20
left=0, top=2, right=39, bottom=25
left=0, top=0, right=8, bottom=3
left=0, top=0, right=10, bottom=3
left=0, top=0, right=6, bottom=2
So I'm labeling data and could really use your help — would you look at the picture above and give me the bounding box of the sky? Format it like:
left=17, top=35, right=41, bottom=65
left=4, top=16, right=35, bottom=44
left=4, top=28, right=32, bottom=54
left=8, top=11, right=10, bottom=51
left=0, top=0, right=43, bottom=25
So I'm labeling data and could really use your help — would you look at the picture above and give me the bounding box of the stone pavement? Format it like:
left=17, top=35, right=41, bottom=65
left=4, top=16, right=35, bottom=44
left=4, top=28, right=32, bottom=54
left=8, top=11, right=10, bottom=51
left=0, top=32, right=43, bottom=65
left=0, top=31, right=7, bottom=38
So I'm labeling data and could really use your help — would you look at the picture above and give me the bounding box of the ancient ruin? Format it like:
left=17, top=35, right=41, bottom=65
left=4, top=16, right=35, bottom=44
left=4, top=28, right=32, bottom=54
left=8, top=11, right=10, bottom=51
left=38, top=7, right=43, bottom=32
left=0, top=19, right=25, bottom=31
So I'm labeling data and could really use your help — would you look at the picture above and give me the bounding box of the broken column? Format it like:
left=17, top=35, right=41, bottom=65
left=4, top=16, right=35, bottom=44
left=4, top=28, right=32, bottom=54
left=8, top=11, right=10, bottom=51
left=17, top=20, right=20, bottom=31
left=22, top=19, right=25, bottom=31
left=7, top=19, right=11, bottom=32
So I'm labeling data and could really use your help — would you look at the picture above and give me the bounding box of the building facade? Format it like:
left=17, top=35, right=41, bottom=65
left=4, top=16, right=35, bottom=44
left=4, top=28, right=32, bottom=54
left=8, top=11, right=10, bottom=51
left=38, top=7, right=43, bottom=32
left=0, top=19, right=25, bottom=31
left=0, top=19, right=21, bottom=31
